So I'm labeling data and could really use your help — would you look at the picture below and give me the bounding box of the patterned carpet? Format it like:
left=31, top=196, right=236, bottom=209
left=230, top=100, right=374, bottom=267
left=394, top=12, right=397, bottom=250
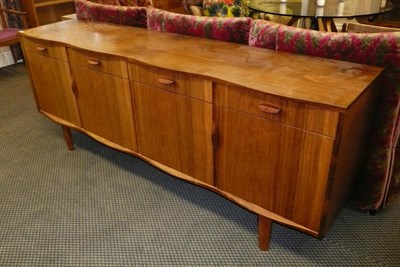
left=0, top=63, right=399, bottom=266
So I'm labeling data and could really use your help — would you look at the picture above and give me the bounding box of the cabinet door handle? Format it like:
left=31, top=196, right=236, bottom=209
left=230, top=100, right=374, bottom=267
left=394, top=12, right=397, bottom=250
left=258, top=102, right=281, bottom=114
left=36, top=45, right=47, bottom=51
left=158, top=78, right=175, bottom=85
left=212, top=122, right=219, bottom=149
left=87, top=58, right=101, bottom=65
left=71, top=80, right=78, bottom=97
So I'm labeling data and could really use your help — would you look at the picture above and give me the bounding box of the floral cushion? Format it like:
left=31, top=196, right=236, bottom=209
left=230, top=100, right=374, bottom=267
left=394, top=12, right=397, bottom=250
left=120, top=6, right=149, bottom=27
left=248, top=19, right=283, bottom=49
left=118, top=0, right=153, bottom=6
left=202, top=0, right=249, bottom=17
left=87, top=0, right=152, bottom=6
left=88, top=0, right=120, bottom=5
left=147, top=8, right=252, bottom=44
left=276, top=26, right=400, bottom=66
left=75, top=0, right=148, bottom=28
left=275, top=25, right=400, bottom=210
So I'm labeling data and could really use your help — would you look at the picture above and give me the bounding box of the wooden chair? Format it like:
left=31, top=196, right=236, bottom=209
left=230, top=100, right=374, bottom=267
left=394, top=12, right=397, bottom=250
left=0, top=7, right=28, bottom=63
left=342, top=22, right=400, bottom=33
left=355, top=0, right=400, bottom=28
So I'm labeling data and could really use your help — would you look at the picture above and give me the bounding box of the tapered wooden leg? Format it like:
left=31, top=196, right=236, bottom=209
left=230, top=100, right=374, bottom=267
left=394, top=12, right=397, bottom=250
left=287, top=17, right=299, bottom=27
left=258, top=215, right=272, bottom=251
left=61, top=125, right=74, bottom=151
left=317, top=18, right=325, bottom=32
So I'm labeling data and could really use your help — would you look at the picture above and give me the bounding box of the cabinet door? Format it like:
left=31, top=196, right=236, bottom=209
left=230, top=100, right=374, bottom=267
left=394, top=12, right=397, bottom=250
left=70, top=65, right=137, bottom=152
left=133, top=82, right=213, bottom=185
left=25, top=52, right=81, bottom=127
left=215, top=107, right=334, bottom=231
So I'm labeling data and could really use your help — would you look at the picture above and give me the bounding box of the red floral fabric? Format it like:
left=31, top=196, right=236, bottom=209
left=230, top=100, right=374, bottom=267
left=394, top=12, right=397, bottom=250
left=118, top=0, right=153, bottom=6
left=87, top=0, right=120, bottom=5
left=86, top=0, right=152, bottom=6
left=248, top=19, right=283, bottom=49
left=117, top=0, right=137, bottom=5
left=147, top=8, right=251, bottom=44
left=75, top=0, right=148, bottom=28
left=276, top=26, right=400, bottom=66
left=275, top=25, right=400, bottom=210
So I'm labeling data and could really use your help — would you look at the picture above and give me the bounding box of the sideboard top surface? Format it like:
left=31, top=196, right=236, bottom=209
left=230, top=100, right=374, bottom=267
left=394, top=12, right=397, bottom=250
left=20, top=19, right=383, bottom=110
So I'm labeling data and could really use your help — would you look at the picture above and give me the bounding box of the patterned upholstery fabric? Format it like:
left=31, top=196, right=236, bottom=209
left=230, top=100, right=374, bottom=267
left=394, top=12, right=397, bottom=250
left=75, top=0, right=148, bottom=28
left=147, top=8, right=252, bottom=44
left=275, top=25, right=400, bottom=210
left=202, top=0, right=249, bottom=17
left=87, top=0, right=120, bottom=5
left=276, top=26, right=400, bottom=65
left=87, top=0, right=152, bottom=6
left=117, top=0, right=137, bottom=5
left=118, top=0, right=153, bottom=6
left=248, top=19, right=283, bottom=49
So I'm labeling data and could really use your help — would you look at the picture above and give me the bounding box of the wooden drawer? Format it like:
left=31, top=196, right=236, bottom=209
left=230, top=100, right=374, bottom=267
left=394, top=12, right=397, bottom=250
left=20, top=37, right=67, bottom=61
left=128, top=61, right=212, bottom=103
left=215, top=83, right=339, bottom=137
left=67, top=48, right=128, bottom=78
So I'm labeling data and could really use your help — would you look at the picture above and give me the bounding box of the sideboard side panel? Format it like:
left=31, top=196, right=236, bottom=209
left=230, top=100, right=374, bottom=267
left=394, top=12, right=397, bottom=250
left=320, top=78, right=382, bottom=236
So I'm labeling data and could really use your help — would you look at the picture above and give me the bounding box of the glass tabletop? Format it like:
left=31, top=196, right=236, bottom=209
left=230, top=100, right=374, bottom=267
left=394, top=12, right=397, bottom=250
left=247, top=0, right=394, bottom=18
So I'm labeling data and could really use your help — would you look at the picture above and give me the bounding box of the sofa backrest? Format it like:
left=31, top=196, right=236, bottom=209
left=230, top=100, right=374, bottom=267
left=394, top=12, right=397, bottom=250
left=86, top=0, right=153, bottom=6
left=75, top=0, right=149, bottom=28
left=147, top=8, right=252, bottom=44
left=248, top=19, right=283, bottom=50
left=275, top=25, right=400, bottom=67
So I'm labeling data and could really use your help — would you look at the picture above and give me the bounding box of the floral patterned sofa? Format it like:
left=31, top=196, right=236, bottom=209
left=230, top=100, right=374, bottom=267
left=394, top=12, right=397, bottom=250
left=74, top=0, right=400, bottom=212
left=75, top=0, right=153, bottom=28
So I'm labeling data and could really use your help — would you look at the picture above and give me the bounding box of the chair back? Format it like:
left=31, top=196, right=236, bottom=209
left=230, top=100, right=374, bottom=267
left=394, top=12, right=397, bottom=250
left=343, top=22, right=400, bottom=33
left=0, top=6, right=28, bottom=64
left=0, top=7, right=28, bottom=30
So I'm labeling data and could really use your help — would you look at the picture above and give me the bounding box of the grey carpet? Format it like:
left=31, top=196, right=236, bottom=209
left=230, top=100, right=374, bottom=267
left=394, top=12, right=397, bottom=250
left=0, top=63, right=399, bottom=266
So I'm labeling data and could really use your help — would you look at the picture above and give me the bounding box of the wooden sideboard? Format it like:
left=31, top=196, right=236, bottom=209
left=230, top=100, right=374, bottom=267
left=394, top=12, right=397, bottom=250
left=19, top=19, right=383, bottom=250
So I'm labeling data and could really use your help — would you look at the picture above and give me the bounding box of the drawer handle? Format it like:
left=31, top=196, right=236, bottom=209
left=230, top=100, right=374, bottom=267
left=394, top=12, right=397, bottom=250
left=158, top=78, right=175, bottom=85
left=87, top=58, right=101, bottom=65
left=258, top=102, right=281, bottom=114
left=36, top=45, right=47, bottom=51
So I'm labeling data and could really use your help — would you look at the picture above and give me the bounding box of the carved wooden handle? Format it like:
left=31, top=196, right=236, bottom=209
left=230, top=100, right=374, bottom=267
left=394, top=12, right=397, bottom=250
left=158, top=78, right=175, bottom=85
left=258, top=102, right=281, bottom=114
left=71, top=80, right=78, bottom=97
left=87, top=58, right=101, bottom=65
left=36, top=45, right=47, bottom=51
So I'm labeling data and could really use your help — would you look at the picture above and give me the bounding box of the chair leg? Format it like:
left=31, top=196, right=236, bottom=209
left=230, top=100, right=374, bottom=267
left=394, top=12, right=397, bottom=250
left=9, top=44, right=24, bottom=64
left=9, top=45, right=18, bottom=64
left=258, top=215, right=272, bottom=251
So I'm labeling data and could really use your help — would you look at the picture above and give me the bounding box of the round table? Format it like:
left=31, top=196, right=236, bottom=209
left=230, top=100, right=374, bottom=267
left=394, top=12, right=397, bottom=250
left=247, top=0, right=395, bottom=31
